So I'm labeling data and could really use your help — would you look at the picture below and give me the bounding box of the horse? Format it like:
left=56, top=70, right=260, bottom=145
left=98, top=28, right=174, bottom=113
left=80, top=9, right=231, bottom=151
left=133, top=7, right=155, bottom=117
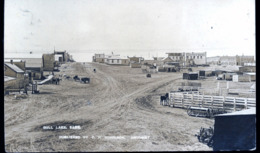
left=160, top=93, right=169, bottom=105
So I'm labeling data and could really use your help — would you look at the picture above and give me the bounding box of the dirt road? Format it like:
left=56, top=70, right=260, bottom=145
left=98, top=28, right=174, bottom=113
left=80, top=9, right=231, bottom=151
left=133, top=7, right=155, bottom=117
left=5, top=62, right=214, bottom=151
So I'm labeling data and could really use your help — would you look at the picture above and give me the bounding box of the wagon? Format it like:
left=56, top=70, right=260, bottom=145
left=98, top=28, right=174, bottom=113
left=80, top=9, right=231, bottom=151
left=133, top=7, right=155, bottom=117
left=81, top=77, right=90, bottom=83
left=187, top=106, right=226, bottom=118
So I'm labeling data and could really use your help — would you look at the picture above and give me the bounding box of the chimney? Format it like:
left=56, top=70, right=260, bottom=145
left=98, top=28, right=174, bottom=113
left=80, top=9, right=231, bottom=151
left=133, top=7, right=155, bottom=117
left=11, top=60, right=13, bottom=64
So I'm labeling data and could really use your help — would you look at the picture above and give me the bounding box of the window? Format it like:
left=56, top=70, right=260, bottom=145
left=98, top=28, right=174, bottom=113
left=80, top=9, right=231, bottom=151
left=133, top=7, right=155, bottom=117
left=197, top=56, right=199, bottom=59
left=112, top=60, right=114, bottom=63
left=117, top=59, right=119, bottom=63
left=200, top=56, right=202, bottom=59
left=187, top=56, right=189, bottom=59
left=193, top=56, right=195, bottom=59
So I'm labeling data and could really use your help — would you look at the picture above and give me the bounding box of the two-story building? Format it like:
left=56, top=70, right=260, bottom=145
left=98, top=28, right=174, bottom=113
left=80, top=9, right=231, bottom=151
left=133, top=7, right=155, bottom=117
left=166, top=52, right=207, bottom=66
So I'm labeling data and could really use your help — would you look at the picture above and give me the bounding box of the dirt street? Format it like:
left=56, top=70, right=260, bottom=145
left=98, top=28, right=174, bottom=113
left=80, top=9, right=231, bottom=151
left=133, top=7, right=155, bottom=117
left=5, top=62, right=214, bottom=151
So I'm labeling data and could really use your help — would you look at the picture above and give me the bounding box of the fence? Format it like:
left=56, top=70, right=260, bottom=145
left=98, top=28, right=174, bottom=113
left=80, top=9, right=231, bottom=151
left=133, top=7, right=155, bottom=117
left=166, top=92, right=256, bottom=112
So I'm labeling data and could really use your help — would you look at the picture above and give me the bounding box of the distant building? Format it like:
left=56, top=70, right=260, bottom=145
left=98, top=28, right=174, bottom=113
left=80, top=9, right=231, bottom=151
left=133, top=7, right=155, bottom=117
left=207, top=55, right=254, bottom=66
left=128, top=56, right=142, bottom=63
left=166, top=52, right=207, bottom=66
left=219, top=56, right=237, bottom=66
left=105, top=55, right=129, bottom=66
left=239, top=66, right=256, bottom=73
left=236, top=55, right=255, bottom=66
left=54, top=50, right=70, bottom=63
left=93, top=53, right=105, bottom=63
left=207, top=56, right=220, bottom=65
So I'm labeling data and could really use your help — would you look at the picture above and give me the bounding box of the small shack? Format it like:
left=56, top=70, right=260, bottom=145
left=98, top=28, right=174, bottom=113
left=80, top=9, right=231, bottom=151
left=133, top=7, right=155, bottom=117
left=4, top=63, right=25, bottom=89
left=130, top=62, right=142, bottom=68
left=4, top=76, right=17, bottom=90
left=239, top=66, right=255, bottom=73
left=199, top=70, right=205, bottom=78
left=243, top=73, right=256, bottom=82
left=223, top=73, right=237, bottom=81
left=183, top=73, right=189, bottom=79
left=232, top=75, right=251, bottom=82
left=183, top=72, right=199, bottom=80
left=188, top=72, right=199, bottom=80
left=157, top=66, right=166, bottom=72
left=213, top=108, right=256, bottom=151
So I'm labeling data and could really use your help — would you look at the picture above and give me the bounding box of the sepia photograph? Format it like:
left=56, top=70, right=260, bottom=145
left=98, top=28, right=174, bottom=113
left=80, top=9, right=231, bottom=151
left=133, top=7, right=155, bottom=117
left=4, top=0, right=255, bottom=151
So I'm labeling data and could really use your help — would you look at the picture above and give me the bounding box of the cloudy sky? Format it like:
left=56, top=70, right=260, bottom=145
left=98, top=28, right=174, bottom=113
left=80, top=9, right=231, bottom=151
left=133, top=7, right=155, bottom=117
left=4, top=0, right=255, bottom=62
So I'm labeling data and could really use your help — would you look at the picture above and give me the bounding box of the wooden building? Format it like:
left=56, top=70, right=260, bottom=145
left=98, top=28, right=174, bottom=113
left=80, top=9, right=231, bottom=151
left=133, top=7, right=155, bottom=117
left=4, top=76, right=17, bottom=89
left=130, top=62, right=142, bottom=68
left=239, top=66, right=256, bottom=73
left=24, top=58, right=43, bottom=80
left=166, top=52, right=207, bottom=66
left=93, top=53, right=105, bottom=63
left=128, top=57, right=142, bottom=63
left=42, top=53, right=55, bottom=71
left=4, top=63, right=25, bottom=89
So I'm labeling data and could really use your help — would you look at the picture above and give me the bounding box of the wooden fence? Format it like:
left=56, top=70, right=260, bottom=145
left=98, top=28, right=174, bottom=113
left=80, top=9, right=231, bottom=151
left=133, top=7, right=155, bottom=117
left=165, top=92, right=256, bottom=112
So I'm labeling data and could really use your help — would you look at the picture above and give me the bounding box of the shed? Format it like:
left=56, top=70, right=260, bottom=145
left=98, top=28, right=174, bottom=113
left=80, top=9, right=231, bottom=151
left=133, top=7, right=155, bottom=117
left=130, top=62, right=142, bottom=68
left=4, top=76, right=17, bottom=89
left=243, top=73, right=256, bottom=82
left=223, top=73, right=236, bottom=81
left=157, top=66, right=166, bottom=72
left=199, top=70, right=205, bottom=78
left=188, top=72, right=198, bottom=80
left=4, top=63, right=24, bottom=78
left=232, top=75, right=250, bottom=82
left=239, top=66, right=255, bottom=72
left=213, top=108, right=256, bottom=151
left=205, top=70, right=213, bottom=77
left=183, top=73, right=189, bottom=79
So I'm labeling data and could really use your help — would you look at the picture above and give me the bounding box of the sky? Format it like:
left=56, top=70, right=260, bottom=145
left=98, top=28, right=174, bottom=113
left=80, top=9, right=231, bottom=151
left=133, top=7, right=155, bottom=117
left=4, top=0, right=255, bottom=62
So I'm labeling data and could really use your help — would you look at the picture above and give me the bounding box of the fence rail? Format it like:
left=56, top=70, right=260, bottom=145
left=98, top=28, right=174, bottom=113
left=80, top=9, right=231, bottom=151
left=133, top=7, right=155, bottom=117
left=167, top=92, right=256, bottom=112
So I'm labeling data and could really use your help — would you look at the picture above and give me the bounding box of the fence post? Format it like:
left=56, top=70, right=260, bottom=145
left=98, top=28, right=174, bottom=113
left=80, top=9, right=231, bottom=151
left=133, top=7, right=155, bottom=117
left=211, top=96, right=213, bottom=109
left=182, top=94, right=184, bottom=108
left=245, top=98, right=248, bottom=109
left=201, top=93, right=204, bottom=108
left=233, top=98, right=236, bottom=111
left=223, top=96, right=225, bottom=111
left=192, top=93, right=194, bottom=107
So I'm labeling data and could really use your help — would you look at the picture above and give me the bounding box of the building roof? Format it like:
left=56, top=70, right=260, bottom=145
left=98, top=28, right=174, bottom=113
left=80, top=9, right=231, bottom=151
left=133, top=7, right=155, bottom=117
left=106, top=55, right=122, bottom=59
left=188, top=72, right=199, bottom=74
left=4, top=76, right=16, bottom=82
left=216, top=108, right=255, bottom=116
left=244, top=72, right=256, bottom=75
left=5, top=63, right=24, bottom=73
left=4, top=59, right=25, bottom=63
left=162, top=56, right=174, bottom=61
left=5, top=58, right=42, bottom=68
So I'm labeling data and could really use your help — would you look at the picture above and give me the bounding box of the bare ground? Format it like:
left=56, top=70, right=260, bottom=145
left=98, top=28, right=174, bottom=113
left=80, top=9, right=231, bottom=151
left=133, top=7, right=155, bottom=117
left=5, top=62, right=222, bottom=151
